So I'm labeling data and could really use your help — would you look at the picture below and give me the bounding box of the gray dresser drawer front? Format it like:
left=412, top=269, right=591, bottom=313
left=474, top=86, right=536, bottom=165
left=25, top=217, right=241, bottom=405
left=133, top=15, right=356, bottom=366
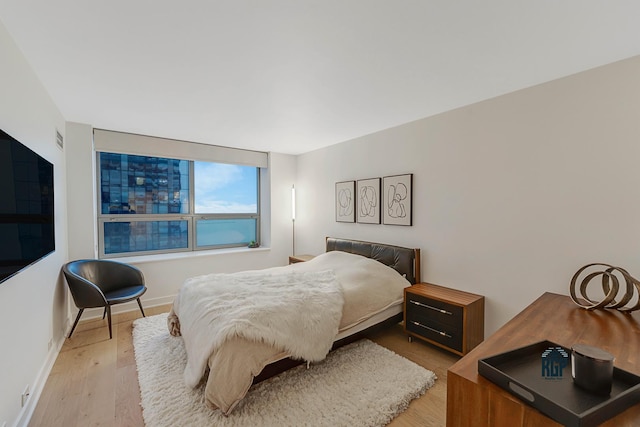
left=406, top=293, right=463, bottom=328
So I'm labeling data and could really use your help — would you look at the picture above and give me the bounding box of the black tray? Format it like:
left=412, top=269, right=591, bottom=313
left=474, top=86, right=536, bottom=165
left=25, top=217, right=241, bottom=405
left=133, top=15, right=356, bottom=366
left=478, top=340, right=640, bottom=427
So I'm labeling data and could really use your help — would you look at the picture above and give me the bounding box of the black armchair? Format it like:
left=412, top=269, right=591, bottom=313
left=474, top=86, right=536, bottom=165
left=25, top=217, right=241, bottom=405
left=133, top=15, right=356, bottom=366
left=62, top=259, right=147, bottom=339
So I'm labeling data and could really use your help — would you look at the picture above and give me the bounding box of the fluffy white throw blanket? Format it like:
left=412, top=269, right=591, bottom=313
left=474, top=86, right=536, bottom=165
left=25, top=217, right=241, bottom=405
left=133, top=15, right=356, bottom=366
left=174, top=269, right=344, bottom=387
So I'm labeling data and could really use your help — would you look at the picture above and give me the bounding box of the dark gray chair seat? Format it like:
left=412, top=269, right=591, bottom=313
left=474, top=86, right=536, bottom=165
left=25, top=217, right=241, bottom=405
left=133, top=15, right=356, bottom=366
left=62, top=259, right=147, bottom=339
left=104, top=285, right=146, bottom=303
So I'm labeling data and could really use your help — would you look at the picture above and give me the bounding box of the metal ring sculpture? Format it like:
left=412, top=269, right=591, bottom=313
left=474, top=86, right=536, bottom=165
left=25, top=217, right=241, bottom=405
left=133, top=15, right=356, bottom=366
left=570, top=263, right=640, bottom=312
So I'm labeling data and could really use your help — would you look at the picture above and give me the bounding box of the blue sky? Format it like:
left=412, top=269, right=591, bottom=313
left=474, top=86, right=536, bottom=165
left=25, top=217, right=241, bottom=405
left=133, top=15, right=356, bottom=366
left=194, top=162, right=257, bottom=213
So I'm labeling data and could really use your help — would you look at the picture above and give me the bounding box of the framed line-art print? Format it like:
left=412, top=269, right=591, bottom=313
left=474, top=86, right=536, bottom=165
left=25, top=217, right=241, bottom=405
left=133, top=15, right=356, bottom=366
left=383, top=174, right=413, bottom=226
left=335, top=181, right=355, bottom=222
left=356, top=178, right=381, bottom=224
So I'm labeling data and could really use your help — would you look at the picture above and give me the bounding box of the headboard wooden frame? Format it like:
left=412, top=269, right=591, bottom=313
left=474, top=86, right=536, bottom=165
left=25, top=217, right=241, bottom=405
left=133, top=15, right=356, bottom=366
left=325, top=237, right=421, bottom=284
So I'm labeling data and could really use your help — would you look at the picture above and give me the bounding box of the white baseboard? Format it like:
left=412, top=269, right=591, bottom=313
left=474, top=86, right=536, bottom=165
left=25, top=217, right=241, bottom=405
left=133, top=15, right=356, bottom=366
left=14, top=329, right=66, bottom=427
left=16, top=294, right=176, bottom=427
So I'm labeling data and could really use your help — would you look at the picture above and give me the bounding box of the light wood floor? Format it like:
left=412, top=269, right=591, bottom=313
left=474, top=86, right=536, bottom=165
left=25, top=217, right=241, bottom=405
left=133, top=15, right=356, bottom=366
left=29, top=305, right=458, bottom=427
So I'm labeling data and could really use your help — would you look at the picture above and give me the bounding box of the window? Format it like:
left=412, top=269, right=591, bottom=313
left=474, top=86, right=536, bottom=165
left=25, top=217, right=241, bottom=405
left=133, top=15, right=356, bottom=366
left=193, top=161, right=258, bottom=250
left=97, top=152, right=260, bottom=257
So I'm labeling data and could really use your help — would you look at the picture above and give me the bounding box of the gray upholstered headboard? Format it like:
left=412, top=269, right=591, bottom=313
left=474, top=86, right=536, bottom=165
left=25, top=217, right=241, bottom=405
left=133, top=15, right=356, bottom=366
left=325, top=237, right=421, bottom=284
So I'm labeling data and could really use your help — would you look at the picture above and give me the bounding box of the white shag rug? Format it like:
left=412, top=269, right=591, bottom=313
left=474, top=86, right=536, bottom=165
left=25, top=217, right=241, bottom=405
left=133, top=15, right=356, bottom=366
left=133, top=313, right=437, bottom=427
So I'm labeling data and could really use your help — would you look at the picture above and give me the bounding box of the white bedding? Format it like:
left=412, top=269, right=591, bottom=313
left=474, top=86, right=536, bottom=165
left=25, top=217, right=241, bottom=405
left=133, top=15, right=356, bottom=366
left=286, top=251, right=411, bottom=330
left=169, top=250, right=412, bottom=414
left=334, top=300, right=403, bottom=340
left=175, top=269, right=344, bottom=388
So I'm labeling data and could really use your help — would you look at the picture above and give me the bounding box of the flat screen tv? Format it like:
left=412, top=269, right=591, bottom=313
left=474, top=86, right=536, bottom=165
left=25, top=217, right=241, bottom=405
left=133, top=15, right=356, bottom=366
left=0, top=129, right=55, bottom=284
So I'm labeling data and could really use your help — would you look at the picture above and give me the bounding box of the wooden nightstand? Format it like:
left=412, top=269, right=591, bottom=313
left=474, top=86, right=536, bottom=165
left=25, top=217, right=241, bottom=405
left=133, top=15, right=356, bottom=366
left=404, top=283, right=484, bottom=356
left=288, top=254, right=315, bottom=264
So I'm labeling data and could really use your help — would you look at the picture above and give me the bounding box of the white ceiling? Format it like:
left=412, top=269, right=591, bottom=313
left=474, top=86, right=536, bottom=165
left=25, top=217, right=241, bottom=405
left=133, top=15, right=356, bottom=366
left=1, top=1, right=639, bottom=155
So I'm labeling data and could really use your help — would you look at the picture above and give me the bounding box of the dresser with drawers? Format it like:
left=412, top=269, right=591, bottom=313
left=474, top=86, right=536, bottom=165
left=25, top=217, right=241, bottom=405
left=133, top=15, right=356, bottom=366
left=404, top=283, right=485, bottom=356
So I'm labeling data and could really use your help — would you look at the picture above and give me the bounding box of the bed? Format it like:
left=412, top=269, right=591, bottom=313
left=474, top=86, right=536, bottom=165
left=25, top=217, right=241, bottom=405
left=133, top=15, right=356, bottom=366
left=167, top=237, right=421, bottom=415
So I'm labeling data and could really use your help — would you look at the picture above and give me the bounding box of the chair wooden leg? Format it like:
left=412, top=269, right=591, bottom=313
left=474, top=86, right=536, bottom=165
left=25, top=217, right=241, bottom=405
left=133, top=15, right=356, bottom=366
left=68, top=308, right=85, bottom=338
left=106, top=305, right=113, bottom=339
left=137, top=298, right=146, bottom=317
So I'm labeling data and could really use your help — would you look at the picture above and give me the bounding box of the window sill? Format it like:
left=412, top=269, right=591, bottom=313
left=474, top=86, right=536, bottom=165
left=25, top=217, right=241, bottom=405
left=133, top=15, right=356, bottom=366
left=108, top=246, right=270, bottom=265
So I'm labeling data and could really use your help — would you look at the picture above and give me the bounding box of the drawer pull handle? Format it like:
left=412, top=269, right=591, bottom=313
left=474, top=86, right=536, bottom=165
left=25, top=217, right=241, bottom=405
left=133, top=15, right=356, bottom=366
left=410, top=321, right=452, bottom=338
left=409, top=300, right=452, bottom=315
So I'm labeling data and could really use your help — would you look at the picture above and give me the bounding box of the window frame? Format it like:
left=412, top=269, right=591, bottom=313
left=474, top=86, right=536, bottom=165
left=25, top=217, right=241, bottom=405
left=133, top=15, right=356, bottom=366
left=96, top=152, right=261, bottom=258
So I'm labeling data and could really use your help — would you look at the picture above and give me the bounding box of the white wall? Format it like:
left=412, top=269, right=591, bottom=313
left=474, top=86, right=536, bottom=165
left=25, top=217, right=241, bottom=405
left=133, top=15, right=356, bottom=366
left=64, top=126, right=298, bottom=315
left=65, top=122, right=97, bottom=260
left=295, top=55, right=640, bottom=336
left=0, top=22, right=68, bottom=427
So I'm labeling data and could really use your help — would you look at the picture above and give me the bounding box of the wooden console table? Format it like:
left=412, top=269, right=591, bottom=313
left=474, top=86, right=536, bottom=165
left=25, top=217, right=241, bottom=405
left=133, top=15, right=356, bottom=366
left=447, top=292, right=640, bottom=426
